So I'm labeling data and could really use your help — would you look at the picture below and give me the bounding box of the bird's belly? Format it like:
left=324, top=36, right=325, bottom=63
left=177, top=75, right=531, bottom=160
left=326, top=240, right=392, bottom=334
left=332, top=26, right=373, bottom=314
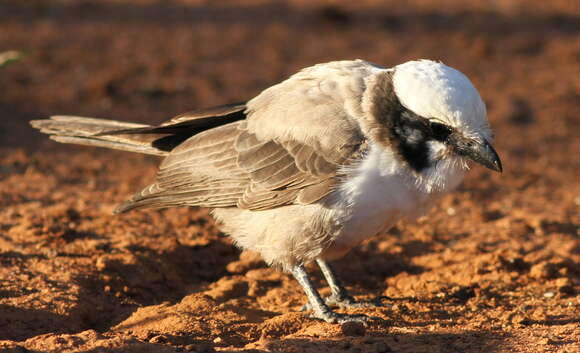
left=337, top=193, right=429, bottom=249
left=340, top=207, right=400, bottom=245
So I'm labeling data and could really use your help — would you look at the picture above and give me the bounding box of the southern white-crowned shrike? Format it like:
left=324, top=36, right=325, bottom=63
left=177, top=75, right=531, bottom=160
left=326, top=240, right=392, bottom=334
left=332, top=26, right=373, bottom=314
left=32, top=59, right=502, bottom=323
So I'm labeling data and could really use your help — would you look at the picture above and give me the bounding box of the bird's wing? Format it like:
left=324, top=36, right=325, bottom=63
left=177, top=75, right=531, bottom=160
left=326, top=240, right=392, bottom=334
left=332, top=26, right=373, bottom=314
left=245, top=59, right=384, bottom=155
left=234, top=126, right=363, bottom=210
left=116, top=122, right=247, bottom=212
left=116, top=121, right=365, bottom=212
left=116, top=60, right=384, bottom=212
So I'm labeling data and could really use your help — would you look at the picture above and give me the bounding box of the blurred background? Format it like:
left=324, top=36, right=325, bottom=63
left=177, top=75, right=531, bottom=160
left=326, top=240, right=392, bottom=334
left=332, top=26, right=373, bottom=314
left=0, top=1, right=578, bottom=352
left=2, top=1, right=578, bottom=139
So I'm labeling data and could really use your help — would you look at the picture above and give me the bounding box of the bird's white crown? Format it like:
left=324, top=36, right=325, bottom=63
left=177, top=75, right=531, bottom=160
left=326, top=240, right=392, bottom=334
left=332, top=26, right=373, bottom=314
left=392, top=60, right=490, bottom=140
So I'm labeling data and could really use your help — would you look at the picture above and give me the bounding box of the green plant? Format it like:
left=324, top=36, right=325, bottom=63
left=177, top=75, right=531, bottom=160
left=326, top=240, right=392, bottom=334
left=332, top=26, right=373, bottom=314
left=0, top=50, right=23, bottom=69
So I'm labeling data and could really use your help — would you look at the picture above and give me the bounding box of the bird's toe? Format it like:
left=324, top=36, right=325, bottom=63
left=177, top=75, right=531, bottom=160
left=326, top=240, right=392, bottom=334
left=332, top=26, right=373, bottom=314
left=326, top=294, right=389, bottom=309
left=308, top=310, right=384, bottom=324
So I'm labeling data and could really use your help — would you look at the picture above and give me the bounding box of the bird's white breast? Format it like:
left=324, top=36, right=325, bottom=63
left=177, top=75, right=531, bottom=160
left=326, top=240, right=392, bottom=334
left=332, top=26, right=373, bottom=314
left=332, top=143, right=462, bottom=248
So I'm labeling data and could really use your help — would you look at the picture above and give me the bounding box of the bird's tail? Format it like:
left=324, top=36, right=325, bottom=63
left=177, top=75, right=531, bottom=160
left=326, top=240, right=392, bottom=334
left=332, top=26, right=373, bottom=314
left=30, top=104, right=247, bottom=156
left=31, top=116, right=173, bottom=156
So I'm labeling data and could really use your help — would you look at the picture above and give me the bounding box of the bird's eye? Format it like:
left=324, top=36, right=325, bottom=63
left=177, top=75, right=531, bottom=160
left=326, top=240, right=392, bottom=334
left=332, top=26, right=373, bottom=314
left=429, top=121, right=452, bottom=141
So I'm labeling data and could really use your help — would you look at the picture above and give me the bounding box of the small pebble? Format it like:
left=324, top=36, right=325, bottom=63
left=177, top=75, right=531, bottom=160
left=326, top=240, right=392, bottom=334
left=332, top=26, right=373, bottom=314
left=341, top=321, right=366, bottom=336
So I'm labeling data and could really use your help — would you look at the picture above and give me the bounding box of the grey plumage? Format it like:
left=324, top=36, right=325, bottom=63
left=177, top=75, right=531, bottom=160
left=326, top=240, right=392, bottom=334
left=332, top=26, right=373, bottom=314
left=32, top=98, right=364, bottom=214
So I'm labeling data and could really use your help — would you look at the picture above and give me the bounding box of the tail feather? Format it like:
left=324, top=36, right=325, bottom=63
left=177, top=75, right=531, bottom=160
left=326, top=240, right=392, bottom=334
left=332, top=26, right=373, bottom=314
left=30, top=104, right=247, bottom=157
left=31, top=116, right=170, bottom=156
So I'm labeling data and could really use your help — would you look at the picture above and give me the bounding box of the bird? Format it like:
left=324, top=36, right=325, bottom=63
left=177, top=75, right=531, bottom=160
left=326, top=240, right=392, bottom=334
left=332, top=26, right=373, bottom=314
left=31, top=59, right=502, bottom=324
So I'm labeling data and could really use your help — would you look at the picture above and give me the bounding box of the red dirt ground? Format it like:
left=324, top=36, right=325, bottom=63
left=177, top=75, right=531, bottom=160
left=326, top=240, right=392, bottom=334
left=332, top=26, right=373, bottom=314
left=0, top=1, right=578, bottom=352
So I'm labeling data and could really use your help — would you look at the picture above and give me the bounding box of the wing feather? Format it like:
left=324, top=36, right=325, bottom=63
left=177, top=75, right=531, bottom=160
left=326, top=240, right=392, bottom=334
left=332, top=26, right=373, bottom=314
left=116, top=121, right=362, bottom=213
left=116, top=60, right=384, bottom=213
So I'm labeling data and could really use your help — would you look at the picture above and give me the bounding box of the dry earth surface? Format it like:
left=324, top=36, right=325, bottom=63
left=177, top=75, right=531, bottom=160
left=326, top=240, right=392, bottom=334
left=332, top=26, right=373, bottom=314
left=0, top=1, right=578, bottom=352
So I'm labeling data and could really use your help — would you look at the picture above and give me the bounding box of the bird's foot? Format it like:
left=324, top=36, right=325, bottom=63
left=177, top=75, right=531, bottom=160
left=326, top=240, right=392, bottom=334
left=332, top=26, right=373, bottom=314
left=309, top=310, right=374, bottom=324
left=325, top=294, right=388, bottom=309
left=302, top=294, right=387, bottom=311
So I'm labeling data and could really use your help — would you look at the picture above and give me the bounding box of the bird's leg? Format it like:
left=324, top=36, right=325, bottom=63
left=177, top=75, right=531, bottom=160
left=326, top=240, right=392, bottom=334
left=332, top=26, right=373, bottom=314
left=316, top=259, right=386, bottom=309
left=291, top=264, right=371, bottom=324
left=316, top=259, right=357, bottom=306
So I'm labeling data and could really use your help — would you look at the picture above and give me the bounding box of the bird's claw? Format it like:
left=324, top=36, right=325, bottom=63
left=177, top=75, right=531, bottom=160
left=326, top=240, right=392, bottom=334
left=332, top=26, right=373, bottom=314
left=327, top=294, right=389, bottom=308
left=308, top=310, right=378, bottom=324
left=301, top=295, right=388, bottom=311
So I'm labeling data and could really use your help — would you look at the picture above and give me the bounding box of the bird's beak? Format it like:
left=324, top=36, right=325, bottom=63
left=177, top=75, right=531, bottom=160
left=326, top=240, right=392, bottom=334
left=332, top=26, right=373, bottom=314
left=451, top=136, right=503, bottom=173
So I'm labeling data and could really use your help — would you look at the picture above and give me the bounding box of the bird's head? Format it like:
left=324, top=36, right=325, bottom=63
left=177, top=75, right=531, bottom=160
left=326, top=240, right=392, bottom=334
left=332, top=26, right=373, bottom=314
left=369, top=59, right=502, bottom=176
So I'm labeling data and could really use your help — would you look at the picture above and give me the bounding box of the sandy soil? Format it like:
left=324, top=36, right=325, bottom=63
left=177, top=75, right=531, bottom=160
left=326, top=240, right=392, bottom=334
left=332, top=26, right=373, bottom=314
left=0, top=1, right=578, bottom=352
